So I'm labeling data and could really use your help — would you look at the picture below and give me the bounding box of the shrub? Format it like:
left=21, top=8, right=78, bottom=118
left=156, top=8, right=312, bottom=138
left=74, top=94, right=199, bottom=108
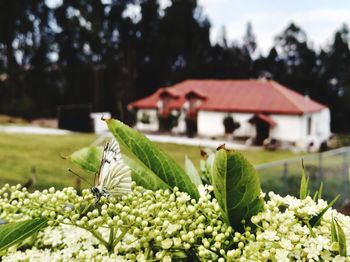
left=223, top=115, right=240, bottom=134
left=139, top=112, right=151, bottom=124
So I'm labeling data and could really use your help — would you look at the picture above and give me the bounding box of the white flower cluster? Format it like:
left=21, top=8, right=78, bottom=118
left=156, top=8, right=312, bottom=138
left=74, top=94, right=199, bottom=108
left=1, top=183, right=233, bottom=261
left=225, top=192, right=350, bottom=261
left=1, top=184, right=350, bottom=261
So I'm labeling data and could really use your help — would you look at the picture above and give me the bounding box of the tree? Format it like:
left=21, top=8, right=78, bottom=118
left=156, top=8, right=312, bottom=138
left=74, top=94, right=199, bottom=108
left=136, top=0, right=162, bottom=99
left=0, top=0, right=51, bottom=117
left=157, top=0, right=212, bottom=84
left=319, top=25, right=350, bottom=132
left=243, top=22, right=257, bottom=59
left=272, top=23, right=318, bottom=95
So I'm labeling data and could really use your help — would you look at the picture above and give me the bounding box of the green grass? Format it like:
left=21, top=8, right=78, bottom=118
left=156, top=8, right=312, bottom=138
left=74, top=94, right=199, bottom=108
left=0, top=133, right=302, bottom=191
left=0, top=133, right=96, bottom=190
left=156, top=143, right=302, bottom=167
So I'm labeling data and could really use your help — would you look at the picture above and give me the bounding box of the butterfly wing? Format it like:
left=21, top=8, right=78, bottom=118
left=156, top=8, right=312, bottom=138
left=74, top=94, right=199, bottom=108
left=101, top=161, right=132, bottom=194
left=96, top=139, right=122, bottom=186
left=97, top=139, right=131, bottom=194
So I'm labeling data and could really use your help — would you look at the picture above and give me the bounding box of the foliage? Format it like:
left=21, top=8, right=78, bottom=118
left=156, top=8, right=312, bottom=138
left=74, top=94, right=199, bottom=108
left=1, top=184, right=350, bottom=260
left=139, top=112, right=151, bottom=124
left=70, top=146, right=103, bottom=174
left=185, top=155, right=203, bottom=187
left=0, top=217, right=48, bottom=252
left=70, top=145, right=170, bottom=191
left=335, top=218, right=347, bottom=256
left=1, top=121, right=349, bottom=260
left=299, top=163, right=309, bottom=200
left=223, top=115, right=240, bottom=134
left=1, top=0, right=350, bottom=132
left=105, top=118, right=200, bottom=199
left=212, top=149, right=263, bottom=230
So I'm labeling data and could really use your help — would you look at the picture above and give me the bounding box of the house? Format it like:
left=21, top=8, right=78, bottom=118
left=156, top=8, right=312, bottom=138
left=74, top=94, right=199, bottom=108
left=129, top=79, right=331, bottom=150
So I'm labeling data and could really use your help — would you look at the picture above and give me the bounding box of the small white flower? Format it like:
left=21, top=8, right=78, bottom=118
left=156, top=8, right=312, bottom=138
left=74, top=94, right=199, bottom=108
left=280, top=238, right=293, bottom=250
left=262, top=230, right=279, bottom=241
left=275, top=249, right=289, bottom=262
left=165, top=223, right=178, bottom=235
left=161, top=239, right=173, bottom=249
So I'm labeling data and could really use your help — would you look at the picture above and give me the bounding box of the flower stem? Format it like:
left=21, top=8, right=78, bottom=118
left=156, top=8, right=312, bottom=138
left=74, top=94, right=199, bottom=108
left=107, top=227, right=115, bottom=253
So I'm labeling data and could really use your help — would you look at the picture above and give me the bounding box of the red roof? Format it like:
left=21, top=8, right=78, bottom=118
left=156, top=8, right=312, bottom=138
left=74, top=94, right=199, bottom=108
left=129, top=79, right=327, bottom=115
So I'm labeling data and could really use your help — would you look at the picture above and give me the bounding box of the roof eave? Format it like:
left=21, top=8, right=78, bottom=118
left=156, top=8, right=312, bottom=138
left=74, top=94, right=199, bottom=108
left=197, top=108, right=325, bottom=115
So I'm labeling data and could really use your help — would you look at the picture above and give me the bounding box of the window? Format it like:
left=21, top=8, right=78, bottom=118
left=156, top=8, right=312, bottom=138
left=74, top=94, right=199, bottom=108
left=307, top=117, right=312, bottom=135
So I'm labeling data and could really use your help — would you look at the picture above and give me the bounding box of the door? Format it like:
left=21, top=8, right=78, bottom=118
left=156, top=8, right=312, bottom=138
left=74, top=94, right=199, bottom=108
left=255, top=118, right=270, bottom=145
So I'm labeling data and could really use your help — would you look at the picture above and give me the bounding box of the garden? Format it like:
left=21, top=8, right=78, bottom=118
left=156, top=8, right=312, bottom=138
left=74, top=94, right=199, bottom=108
left=0, top=119, right=349, bottom=261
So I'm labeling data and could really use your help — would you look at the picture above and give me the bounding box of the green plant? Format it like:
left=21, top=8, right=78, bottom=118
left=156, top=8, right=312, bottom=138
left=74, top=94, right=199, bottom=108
left=1, top=119, right=349, bottom=261
left=212, top=149, right=264, bottom=230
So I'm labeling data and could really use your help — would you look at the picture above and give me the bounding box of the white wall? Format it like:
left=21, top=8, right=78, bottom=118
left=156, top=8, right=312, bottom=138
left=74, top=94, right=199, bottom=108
left=197, top=111, right=255, bottom=137
left=90, top=112, right=111, bottom=134
left=316, top=108, right=331, bottom=140
left=171, top=110, right=186, bottom=134
left=135, top=107, right=331, bottom=149
left=299, top=108, right=331, bottom=149
left=269, top=114, right=304, bottom=142
left=135, top=109, right=159, bottom=132
left=198, top=109, right=331, bottom=150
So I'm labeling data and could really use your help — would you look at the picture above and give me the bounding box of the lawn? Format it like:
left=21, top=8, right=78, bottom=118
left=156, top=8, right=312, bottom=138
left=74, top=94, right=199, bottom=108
left=0, top=132, right=303, bottom=191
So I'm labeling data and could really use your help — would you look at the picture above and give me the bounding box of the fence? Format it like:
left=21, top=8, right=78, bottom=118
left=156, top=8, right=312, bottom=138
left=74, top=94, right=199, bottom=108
left=255, top=147, right=350, bottom=207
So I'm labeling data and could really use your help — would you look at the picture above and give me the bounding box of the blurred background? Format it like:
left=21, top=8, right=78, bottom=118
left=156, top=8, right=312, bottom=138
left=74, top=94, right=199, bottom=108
left=0, top=0, right=350, bottom=211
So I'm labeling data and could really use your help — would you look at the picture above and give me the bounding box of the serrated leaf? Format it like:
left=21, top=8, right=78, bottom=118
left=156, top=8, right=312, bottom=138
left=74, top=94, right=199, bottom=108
left=0, top=218, right=48, bottom=252
left=212, top=149, right=263, bottom=230
left=309, top=195, right=340, bottom=227
left=335, top=219, right=347, bottom=256
left=123, top=155, right=170, bottom=191
left=185, top=155, right=202, bottom=187
left=105, top=119, right=199, bottom=199
left=70, top=146, right=103, bottom=173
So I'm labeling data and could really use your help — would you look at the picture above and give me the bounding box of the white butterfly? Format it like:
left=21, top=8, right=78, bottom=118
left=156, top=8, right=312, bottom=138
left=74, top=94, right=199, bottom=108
left=91, top=139, right=132, bottom=200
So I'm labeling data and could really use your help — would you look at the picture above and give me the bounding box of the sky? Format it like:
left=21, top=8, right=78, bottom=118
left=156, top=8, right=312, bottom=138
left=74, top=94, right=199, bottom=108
left=197, top=0, right=350, bottom=54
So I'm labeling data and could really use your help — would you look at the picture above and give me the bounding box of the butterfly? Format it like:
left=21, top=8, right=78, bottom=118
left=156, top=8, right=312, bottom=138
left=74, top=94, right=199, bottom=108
left=90, top=139, right=132, bottom=201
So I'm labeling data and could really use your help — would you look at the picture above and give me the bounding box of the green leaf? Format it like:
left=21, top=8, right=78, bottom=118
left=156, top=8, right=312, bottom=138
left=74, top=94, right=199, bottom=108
left=212, top=149, right=263, bottom=229
left=123, top=155, right=170, bottom=191
left=305, top=221, right=316, bottom=237
left=0, top=218, right=48, bottom=252
left=105, top=119, right=199, bottom=199
left=309, top=195, right=340, bottom=227
left=299, top=164, right=308, bottom=200
left=318, top=182, right=323, bottom=200
left=312, top=191, right=318, bottom=201
left=70, top=146, right=103, bottom=173
left=200, top=153, right=215, bottom=184
left=331, top=215, right=338, bottom=243
left=185, top=155, right=203, bottom=187
left=335, top=219, right=347, bottom=256
left=69, top=145, right=171, bottom=191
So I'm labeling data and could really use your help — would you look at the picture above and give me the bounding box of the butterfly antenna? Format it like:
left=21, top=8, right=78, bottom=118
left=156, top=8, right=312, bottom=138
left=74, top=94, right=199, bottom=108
left=68, top=168, right=93, bottom=187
